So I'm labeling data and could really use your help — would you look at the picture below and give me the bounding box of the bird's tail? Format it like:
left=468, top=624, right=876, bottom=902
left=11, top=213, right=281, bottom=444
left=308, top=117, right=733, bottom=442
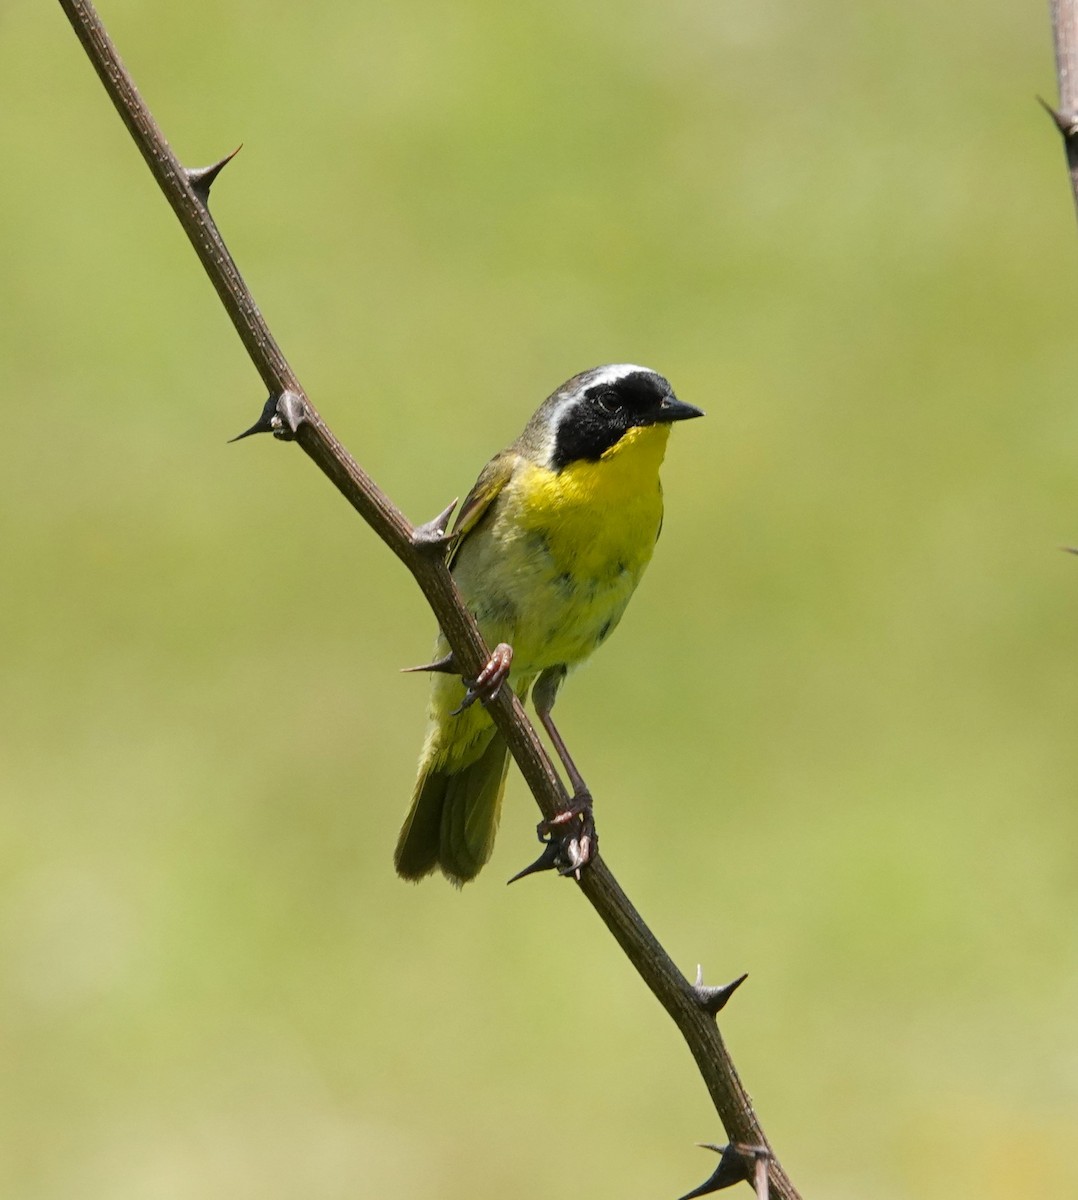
left=394, top=722, right=511, bottom=886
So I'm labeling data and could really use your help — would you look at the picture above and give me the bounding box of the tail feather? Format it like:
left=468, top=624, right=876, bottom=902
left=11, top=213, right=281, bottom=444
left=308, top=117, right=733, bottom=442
left=395, top=731, right=510, bottom=886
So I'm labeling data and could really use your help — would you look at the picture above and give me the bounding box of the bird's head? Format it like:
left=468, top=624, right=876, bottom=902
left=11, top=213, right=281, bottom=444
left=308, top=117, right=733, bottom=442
left=527, top=364, right=703, bottom=470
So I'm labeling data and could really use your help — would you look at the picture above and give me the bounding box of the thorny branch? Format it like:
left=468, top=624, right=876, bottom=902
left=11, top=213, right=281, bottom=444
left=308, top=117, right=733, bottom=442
left=1047, top=0, right=1078, bottom=222
left=57, top=2, right=802, bottom=1195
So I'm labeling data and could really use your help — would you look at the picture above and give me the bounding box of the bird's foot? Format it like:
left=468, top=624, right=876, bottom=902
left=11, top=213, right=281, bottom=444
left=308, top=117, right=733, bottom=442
left=507, top=790, right=597, bottom=883
left=542, top=790, right=597, bottom=878
left=451, top=643, right=514, bottom=715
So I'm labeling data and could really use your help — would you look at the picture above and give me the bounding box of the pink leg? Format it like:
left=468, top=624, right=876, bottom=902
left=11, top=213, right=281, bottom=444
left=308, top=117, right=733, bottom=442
left=507, top=666, right=597, bottom=882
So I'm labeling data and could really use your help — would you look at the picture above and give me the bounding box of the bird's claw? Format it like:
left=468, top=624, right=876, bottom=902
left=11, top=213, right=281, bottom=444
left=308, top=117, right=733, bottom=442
left=507, top=791, right=597, bottom=883
left=451, top=643, right=513, bottom=715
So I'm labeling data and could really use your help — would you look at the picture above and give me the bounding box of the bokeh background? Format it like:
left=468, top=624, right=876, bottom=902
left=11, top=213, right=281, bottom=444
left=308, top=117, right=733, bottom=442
left=3, top=2, right=1076, bottom=1196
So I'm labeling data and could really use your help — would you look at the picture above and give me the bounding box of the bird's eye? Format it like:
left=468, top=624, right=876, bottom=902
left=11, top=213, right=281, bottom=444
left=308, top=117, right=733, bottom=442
left=594, top=389, right=622, bottom=415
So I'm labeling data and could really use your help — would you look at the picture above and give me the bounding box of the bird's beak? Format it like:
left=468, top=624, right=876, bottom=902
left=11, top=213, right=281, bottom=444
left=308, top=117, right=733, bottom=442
left=659, top=396, right=705, bottom=422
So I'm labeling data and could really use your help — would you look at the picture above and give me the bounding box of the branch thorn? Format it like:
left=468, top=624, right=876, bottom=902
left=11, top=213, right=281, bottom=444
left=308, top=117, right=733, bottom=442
left=1037, top=96, right=1078, bottom=140
left=506, top=839, right=562, bottom=884
left=692, top=966, right=748, bottom=1016
left=229, top=395, right=277, bottom=442
left=229, top=390, right=307, bottom=443
left=677, top=1142, right=754, bottom=1199
left=412, top=499, right=458, bottom=548
left=401, top=652, right=457, bottom=674
left=678, top=1143, right=770, bottom=1200
left=185, top=144, right=242, bottom=205
left=276, top=389, right=307, bottom=436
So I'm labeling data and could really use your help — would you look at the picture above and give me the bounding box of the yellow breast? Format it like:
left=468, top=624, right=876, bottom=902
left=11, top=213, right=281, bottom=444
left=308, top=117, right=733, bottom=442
left=514, top=423, right=669, bottom=578
left=450, top=423, right=671, bottom=676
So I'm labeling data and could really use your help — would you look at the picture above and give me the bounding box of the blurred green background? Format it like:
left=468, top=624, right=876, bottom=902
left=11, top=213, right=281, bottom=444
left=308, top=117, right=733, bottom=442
left=3, top=1, right=1076, bottom=1196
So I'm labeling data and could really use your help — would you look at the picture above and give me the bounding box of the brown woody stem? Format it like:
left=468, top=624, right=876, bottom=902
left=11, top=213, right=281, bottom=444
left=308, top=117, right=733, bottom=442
left=57, top=1, right=801, bottom=1195
left=1048, top=0, right=1078, bottom=222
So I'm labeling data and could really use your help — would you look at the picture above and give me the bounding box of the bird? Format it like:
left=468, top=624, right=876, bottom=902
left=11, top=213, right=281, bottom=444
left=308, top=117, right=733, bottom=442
left=394, top=364, right=703, bottom=886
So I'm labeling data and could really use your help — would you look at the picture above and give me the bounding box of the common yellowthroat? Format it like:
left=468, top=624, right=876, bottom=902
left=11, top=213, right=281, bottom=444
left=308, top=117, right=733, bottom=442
left=395, top=364, right=702, bottom=885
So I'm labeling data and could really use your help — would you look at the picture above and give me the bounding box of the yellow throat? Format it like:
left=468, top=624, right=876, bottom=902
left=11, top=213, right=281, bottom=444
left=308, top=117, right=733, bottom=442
left=516, top=423, right=670, bottom=578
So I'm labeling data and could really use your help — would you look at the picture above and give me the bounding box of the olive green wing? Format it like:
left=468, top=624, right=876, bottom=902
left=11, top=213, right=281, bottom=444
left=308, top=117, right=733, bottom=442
left=446, top=450, right=517, bottom=569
